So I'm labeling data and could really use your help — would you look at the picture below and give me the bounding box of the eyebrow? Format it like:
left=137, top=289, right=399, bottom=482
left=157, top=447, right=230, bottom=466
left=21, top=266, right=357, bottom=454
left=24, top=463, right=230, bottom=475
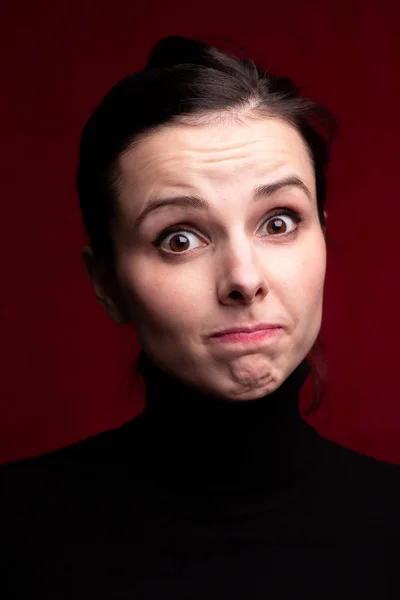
left=133, top=175, right=312, bottom=229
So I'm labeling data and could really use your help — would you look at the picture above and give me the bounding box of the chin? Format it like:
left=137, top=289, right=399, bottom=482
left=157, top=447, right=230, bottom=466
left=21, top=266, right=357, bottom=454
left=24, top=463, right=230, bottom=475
left=210, top=371, right=283, bottom=402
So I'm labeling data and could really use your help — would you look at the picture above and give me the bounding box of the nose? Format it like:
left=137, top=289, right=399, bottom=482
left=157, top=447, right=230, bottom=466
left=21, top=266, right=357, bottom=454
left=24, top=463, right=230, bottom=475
left=217, top=244, right=269, bottom=306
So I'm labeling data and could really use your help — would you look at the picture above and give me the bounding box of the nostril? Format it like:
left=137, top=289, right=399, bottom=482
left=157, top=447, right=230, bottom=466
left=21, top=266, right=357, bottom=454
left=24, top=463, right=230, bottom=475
left=229, top=290, right=241, bottom=300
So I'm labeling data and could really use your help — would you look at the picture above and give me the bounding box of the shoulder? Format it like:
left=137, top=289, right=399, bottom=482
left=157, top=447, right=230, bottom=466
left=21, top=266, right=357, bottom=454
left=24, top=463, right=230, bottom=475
left=0, top=414, right=149, bottom=595
left=0, top=412, right=146, bottom=507
left=319, top=435, right=400, bottom=481
left=317, top=435, right=400, bottom=532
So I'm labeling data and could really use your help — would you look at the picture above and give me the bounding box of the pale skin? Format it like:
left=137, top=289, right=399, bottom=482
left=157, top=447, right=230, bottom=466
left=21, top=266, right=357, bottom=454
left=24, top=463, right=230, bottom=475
left=82, top=112, right=327, bottom=402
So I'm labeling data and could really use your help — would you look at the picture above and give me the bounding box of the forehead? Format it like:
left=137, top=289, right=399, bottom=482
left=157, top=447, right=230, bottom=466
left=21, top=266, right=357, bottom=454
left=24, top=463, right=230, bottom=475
left=118, top=116, right=315, bottom=202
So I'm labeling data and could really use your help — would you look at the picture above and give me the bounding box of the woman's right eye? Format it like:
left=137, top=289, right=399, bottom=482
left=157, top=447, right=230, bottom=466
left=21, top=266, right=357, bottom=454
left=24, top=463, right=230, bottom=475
left=153, top=229, right=206, bottom=255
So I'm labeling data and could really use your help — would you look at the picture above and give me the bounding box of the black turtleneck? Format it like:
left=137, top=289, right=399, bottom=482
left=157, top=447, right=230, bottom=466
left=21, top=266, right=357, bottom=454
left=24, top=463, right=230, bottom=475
left=137, top=352, right=319, bottom=498
left=1, top=351, right=400, bottom=599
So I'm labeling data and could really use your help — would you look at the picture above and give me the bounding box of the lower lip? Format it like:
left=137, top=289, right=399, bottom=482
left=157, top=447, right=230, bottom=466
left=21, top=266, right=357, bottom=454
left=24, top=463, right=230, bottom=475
left=210, top=327, right=283, bottom=343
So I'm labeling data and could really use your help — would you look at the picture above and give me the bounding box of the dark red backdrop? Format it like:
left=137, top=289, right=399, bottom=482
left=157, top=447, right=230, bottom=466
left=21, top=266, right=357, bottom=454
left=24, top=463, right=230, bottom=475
left=1, top=0, right=400, bottom=465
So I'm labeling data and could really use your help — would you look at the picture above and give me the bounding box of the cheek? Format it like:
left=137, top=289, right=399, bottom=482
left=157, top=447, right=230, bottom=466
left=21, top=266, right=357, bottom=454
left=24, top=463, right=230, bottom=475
left=119, top=259, right=206, bottom=333
left=270, top=236, right=326, bottom=316
left=295, top=242, right=327, bottom=315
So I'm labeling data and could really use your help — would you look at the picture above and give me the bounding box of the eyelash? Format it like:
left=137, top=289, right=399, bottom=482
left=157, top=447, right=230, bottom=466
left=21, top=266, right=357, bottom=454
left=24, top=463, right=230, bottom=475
left=151, top=208, right=303, bottom=254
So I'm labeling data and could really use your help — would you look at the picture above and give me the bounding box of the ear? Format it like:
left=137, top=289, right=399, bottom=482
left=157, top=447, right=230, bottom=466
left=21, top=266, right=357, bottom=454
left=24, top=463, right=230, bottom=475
left=81, top=245, right=129, bottom=325
left=322, top=210, right=328, bottom=235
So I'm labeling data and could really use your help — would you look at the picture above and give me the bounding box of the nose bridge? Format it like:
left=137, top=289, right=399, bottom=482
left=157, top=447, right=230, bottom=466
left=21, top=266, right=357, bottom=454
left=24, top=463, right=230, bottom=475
left=221, top=226, right=262, bottom=273
left=217, top=228, right=267, bottom=301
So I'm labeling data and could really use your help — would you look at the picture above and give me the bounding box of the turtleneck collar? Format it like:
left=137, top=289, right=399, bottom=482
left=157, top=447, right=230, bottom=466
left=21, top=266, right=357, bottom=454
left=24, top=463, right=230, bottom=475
left=137, top=351, right=321, bottom=501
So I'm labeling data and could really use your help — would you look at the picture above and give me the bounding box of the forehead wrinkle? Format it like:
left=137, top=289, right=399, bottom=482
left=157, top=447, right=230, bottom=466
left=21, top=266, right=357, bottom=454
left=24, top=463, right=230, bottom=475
left=117, top=117, right=315, bottom=217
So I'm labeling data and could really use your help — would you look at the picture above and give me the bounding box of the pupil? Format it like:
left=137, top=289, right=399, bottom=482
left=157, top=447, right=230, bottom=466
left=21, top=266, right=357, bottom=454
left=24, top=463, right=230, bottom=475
left=271, top=218, right=285, bottom=233
left=171, top=234, right=189, bottom=251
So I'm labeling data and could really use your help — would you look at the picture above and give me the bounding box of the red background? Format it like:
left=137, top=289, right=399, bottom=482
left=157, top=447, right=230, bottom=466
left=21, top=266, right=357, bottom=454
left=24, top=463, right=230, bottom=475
left=1, top=0, right=400, bottom=465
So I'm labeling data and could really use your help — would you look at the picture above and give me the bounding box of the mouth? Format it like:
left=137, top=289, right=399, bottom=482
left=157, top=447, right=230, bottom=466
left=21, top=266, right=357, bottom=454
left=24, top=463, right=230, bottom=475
left=209, top=324, right=283, bottom=344
left=210, top=323, right=282, bottom=337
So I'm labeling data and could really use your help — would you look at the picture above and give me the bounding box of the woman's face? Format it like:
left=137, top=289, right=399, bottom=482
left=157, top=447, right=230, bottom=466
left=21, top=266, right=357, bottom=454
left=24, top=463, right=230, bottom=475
left=94, top=115, right=326, bottom=401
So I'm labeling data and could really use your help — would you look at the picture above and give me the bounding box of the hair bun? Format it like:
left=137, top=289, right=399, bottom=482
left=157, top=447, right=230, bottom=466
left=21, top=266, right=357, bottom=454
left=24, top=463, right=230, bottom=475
left=145, top=35, right=211, bottom=71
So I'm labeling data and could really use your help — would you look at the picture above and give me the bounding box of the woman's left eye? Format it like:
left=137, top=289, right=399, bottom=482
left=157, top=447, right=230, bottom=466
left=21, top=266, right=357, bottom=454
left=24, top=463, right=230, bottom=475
left=261, top=212, right=301, bottom=237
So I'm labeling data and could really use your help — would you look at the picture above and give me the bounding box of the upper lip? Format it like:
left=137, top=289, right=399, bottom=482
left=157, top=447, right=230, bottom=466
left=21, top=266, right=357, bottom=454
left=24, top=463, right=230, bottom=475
left=210, top=323, right=282, bottom=337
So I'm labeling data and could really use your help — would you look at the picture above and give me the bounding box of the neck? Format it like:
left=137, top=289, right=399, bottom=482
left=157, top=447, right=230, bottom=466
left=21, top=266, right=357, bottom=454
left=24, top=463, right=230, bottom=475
left=138, top=352, right=320, bottom=500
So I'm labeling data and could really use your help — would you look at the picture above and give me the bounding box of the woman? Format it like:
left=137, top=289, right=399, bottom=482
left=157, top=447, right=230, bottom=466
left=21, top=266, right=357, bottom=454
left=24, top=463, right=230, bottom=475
left=2, top=35, right=400, bottom=599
